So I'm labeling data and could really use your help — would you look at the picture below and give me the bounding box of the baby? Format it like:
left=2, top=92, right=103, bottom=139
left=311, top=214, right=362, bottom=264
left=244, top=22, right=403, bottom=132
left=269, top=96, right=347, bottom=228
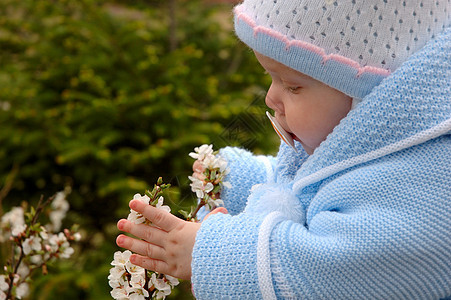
left=117, top=0, right=451, bottom=298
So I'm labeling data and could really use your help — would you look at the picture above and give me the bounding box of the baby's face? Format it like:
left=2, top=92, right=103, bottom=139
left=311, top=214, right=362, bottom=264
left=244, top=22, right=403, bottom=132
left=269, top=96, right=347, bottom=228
left=255, top=52, right=352, bottom=155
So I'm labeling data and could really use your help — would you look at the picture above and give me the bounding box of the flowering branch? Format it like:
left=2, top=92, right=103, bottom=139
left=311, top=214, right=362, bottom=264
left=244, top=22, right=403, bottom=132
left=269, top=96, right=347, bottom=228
left=110, top=144, right=230, bottom=299
left=0, top=190, right=80, bottom=300
left=109, top=179, right=178, bottom=300
left=185, top=144, right=231, bottom=221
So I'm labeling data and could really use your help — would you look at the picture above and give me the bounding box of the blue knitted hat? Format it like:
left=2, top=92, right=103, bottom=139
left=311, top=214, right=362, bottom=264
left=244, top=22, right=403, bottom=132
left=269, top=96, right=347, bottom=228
left=234, top=0, right=450, bottom=99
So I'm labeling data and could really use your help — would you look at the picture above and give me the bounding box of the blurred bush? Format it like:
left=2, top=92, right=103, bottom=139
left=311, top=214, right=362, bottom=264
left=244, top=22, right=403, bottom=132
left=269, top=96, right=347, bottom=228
left=0, top=0, right=277, bottom=299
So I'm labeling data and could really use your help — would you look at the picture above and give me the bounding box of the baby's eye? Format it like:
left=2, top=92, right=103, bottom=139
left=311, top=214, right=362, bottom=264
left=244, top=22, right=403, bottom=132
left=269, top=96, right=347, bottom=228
left=285, top=86, right=302, bottom=93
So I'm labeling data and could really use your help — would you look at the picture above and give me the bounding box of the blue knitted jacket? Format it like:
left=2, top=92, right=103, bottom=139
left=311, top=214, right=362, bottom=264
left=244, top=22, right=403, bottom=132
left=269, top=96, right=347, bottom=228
left=192, top=27, right=451, bottom=299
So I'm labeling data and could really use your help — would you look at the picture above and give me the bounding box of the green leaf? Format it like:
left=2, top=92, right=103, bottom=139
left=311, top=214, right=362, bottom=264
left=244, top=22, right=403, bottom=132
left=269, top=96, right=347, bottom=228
left=178, top=210, right=191, bottom=219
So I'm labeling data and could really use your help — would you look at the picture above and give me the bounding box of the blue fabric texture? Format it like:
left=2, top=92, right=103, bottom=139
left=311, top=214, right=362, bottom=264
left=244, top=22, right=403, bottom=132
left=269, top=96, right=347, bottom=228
left=191, top=27, right=450, bottom=299
left=216, top=147, right=275, bottom=216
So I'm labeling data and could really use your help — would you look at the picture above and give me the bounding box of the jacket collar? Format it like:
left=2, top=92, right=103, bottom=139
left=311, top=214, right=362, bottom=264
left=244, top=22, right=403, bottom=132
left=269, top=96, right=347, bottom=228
left=291, top=27, right=451, bottom=192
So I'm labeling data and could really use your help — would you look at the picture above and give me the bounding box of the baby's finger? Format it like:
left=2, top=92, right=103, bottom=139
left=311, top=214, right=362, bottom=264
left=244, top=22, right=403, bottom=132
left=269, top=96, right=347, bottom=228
left=116, top=234, right=166, bottom=261
left=129, top=254, right=177, bottom=278
left=117, top=219, right=166, bottom=245
left=205, top=207, right=228, bottom=220
left=129, top=200, right=180, bottom=231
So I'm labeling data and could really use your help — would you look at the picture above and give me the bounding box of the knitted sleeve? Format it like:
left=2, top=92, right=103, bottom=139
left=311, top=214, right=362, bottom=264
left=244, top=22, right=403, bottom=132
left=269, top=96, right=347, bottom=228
left=217, top=146, right=276, bottom=215
left=268, top=136, right=451, bottom=299
left=192, top=212, right=266, bottom=298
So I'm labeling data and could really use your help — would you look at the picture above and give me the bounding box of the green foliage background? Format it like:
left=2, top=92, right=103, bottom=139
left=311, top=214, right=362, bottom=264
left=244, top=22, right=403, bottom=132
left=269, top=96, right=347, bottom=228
left=0, top=0, right=277, bottom=299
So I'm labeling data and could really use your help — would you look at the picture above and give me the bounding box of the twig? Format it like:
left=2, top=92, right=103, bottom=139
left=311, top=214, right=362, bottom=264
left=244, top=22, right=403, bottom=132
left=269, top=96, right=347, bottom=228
left=6, top=244, right=24, bottom=300
left=31, top=195, right=53, bottom=225
left=0, top=163, right=19, bottom=217
left=191, top=202, right=206, bottom=220
left=5, top=194, right=54, bottom=299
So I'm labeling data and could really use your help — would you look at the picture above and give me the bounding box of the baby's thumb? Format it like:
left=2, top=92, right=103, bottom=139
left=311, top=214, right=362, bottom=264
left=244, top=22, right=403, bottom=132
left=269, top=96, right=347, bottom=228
left=204, top=207, right=228, bottom=220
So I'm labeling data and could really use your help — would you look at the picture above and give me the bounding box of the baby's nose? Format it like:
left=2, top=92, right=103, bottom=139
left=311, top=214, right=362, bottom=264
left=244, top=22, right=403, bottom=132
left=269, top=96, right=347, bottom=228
left=265, top=84, right=284, bottom=114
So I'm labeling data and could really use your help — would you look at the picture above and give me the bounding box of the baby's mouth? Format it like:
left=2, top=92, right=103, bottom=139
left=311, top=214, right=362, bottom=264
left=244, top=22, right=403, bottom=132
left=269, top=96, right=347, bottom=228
left=266, top=111, right=297, bottom=152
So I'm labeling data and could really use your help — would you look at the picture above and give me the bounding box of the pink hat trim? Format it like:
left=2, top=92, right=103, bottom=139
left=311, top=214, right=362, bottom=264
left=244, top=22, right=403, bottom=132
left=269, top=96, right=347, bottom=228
left=234, top=5, right=391, bottom=78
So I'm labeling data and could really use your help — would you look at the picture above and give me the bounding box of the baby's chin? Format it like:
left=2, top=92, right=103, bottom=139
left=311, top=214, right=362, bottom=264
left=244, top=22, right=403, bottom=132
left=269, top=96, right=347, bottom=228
left=287, top=130, right=315, bottom=155
left=294, top=137, right=315, bottom=155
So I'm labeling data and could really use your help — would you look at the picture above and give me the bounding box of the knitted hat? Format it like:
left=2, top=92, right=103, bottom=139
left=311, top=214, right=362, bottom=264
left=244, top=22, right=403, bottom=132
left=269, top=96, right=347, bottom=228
left=234, top=0, right=450, bottom=99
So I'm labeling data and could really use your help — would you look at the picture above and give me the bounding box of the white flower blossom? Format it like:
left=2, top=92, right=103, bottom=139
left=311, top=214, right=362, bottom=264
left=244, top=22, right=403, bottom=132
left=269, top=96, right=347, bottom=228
left=39, top=226, right=49, bottom=240
left=73, top=232, right=82, bottom=241
left=2, top=207, right=26, bottom=239
left=61, top=245, right=74, bottom=258
left=1, top=207, right=25, bottom=227
left=110, top=285, right=128, bottom=300
left=0, top=275, right=8, bottom=292
left=216, top=156, right=229, bottom=174
left=15, top=282, right=29, bottom=299
left=108, top=272, right=125, bottom=288
left=129, top=274, right=145, bottom=288
left=197, top=152, right=228, bottom=176
left=188, top=144, right=213, bottom=161
left=16, top=264, right=29, bottom=279
left=188, top=176, right=214, bottom=199
left=125, top=287, right=148, bottom=300
left=22, top=236, right=42, bottom=255
left=202, top=182, right=214, bottom=197
left=49, top=210, right=66, bottom=232
left=164, top=275, right=179, bottom=287
left=47, top=233, right=61, bottom=252
left=52, top=191, right=70, bottom=212
left=30, top=254, right=43, bottom=265
left=0, top=291, right=6, bottom=300
left=47, top=232, right=73, bottom=258
left=188, top=145, right=229, bottom=212
left=199, top=153, right=216, bottom=169
left=11, top=224, right=26, bottom=237
left=48, top=191, right=70, bottom=231
left=206, top=197, right=224, bottom=210
left=111, top=250, right=132, bottom=268
left=155, top=196, right=171, bottom=213
left=132, top=193, right=150, bottom=205
left=127, top=194, right=151, bottom=224
left=127, top=210, right=145, bottom=225
left=109, top=250, right=144, bottom=299
left=150, top=273, right=172, bottom=300
left=125, top=261, right=144, bottom=276
left=127, top=275, right=149, bottom=299
left=108, top=267, right=126, bottom=284
left=108, top=271, right=128, bottom=296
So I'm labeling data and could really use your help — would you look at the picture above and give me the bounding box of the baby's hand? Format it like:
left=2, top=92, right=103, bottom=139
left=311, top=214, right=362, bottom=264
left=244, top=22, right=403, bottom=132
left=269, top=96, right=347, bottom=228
left=116, top=200, right=200, bottom=280
left=116, top=200, right=228, bottom=280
